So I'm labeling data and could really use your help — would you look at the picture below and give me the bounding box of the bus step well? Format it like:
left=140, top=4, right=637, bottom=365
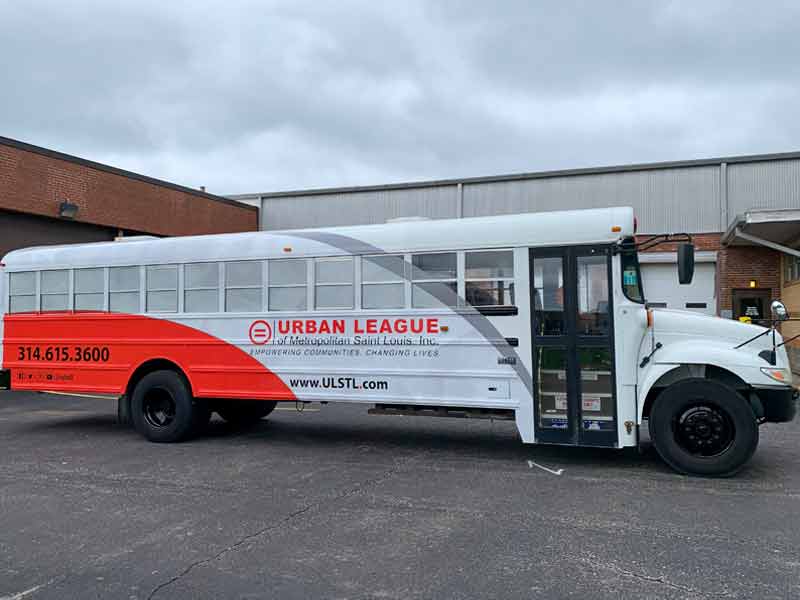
left=368, top=404, right=514, bottom=420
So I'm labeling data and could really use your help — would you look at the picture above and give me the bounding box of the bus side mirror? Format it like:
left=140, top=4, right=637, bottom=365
left=678, top=243, right=695, bottom=285
left=771, top=300, right=790, bottom=321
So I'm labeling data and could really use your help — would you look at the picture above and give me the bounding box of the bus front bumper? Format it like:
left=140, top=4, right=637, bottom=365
left=0, top=370, right=9, bottom=390
left=755, top=387, right=798, bottom=423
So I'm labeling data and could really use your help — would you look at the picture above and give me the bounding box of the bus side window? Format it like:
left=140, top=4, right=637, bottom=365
left=225, top=261, right=263, bottom=312
left=315, top=257, right=354, bottom=310
left=411, top=253, right=457, bottom=308
left=9, top=271, right=36, bottom=313
left=74, top=268, right=104, bottom=311
left=185, top=263, right=220, bottom=313
left=41, top=270, right=69, bottom=311
left=362, top=255, right=405, bottom=309
left=269, top=259, right=307, bottom=311
left=146, top=265, right=178, bottom=313
left=110, top=266, right=141, bottom=313
left=465, top=250, right=514, bottom=307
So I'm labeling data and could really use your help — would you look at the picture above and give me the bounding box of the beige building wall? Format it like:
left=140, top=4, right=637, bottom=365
left=780, top=254, right=800, bottom=373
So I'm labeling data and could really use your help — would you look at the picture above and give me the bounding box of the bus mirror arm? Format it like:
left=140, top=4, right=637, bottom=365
left=632, top=233, right=693, bottom=252
left=625, top=233, right=695, bottom=285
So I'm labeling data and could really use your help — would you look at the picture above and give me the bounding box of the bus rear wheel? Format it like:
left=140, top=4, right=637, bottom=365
left=648, top=378, right=758, bottom=477
left=216, top=400, right=277, bottom=425
left=131, top=370, right=201, bottom=443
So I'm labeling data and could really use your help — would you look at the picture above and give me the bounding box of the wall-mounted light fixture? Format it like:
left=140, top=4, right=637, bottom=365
left=58, top=201, right=79, bottom=219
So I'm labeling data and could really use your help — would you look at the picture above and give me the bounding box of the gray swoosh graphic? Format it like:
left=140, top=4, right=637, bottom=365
left=288, top=230, right=533, bottom=396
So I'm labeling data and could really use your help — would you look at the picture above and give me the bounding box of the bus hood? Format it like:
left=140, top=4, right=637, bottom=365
left=651, top=308, right=774, bottom=345
left=645, top=308, right=792, bottom=385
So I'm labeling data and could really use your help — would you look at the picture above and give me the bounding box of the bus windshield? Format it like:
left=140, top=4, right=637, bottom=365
left=620, top=240, right=644, bottom=303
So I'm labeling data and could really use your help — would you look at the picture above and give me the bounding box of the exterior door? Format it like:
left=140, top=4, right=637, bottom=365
left=530, top=246, right=618, bottom=447
left=732, top=288, right=772, bottom=324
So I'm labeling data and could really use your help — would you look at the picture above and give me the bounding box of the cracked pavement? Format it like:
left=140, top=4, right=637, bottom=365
left=1, top=391, right=799, bottom=599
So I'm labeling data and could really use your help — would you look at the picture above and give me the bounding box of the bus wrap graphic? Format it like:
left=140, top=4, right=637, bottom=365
left=248, top=320, right=273, bottom=345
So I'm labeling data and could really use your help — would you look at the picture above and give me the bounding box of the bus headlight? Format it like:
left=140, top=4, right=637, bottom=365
left=761, top=367, right=791, bottom=384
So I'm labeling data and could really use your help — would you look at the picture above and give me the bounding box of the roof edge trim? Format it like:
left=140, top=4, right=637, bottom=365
left=0, top=135, right=257, bottom=211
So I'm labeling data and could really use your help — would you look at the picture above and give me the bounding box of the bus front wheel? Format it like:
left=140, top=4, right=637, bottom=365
left=648, top=378, right=758, bottom=477
left=131, top=370, right=202, bottom=443
left=216, top=400, right=277, bottom=425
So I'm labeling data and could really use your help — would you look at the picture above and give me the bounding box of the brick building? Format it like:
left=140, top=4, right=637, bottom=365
left=0, top=136, right=258, bottom=258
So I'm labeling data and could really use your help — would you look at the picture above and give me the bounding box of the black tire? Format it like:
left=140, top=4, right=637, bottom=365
left=131, top=370, right=200, bottom=443
left=649, top=378, right=758, bottom=477
left=216, top=400, right=277, bottom=425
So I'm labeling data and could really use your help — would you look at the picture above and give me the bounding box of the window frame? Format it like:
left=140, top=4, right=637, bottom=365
left=183, top=262, right=221, bottom=314
left=73, top=267, right=106, bottom=311
left=619, top=241, right=645, bottom=304
left=314, top=256, right=355, bottom=310
left=268, top=258, right=308, bottom=312
left=361, top=254, right=407, bottom=310
left=224, top=260, right=264, bottom=313
left=146, top=264, right=179, bottom=313
left=8, top=271, right=38, bottom=313
left=109, top=266, right=142, bottom=314
left=463, top=249, right=516, bottom=308
left=411, top=251, right=458, bottom=309
left=40, top=269, right=70, bottom=311
left=785, top=255, right=800, bottom=284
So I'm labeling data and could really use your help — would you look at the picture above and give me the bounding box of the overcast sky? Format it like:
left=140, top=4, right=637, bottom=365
left=1, top=1, right=799, bottom=195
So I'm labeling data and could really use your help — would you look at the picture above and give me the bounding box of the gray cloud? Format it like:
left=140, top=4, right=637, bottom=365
left=1, top=0, right=798, bottom=195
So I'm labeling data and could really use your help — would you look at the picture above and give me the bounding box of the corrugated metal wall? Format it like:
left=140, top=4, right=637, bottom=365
left=261, top=186, right=459, bottom=231
left=727, top=159, right=800, bottom=216
left=462, top=166, right=721, bottom=233
left=253, top=156, right=800, bottom=234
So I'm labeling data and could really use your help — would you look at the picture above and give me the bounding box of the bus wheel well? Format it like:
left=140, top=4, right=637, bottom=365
left=126, top=359, right=192, bottom=399
left=642, top=364, right=748, bottom=420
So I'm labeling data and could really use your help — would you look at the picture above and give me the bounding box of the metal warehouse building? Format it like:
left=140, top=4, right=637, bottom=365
left=232, top=151, right=800, bottom=366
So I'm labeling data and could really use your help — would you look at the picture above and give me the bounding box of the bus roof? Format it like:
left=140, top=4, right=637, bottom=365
left=2, top=206, right=634, bottom=270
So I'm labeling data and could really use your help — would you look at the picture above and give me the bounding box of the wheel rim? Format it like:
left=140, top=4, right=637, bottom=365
left=674, top=404, right=735, bottom=457
left=143, top=387, right=177, bottom=428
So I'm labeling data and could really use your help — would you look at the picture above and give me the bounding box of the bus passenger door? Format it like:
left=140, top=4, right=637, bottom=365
left=530, top=246, right=618, bottom=447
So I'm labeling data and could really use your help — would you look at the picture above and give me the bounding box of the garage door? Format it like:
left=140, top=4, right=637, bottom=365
left=640, top=262, right=716, bottom=315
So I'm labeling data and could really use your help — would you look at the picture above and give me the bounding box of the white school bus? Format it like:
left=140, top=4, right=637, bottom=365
left=0, top=207, right=795, bottom=476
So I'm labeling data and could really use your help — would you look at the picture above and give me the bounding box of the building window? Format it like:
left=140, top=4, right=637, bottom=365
left=269, top=259, right=307, bottom=311
left=9, top=271, right=36, bottom=313
left=315, top=257, right=354, bottom=309
left=41, top=270, right=69, bottom=311
left=110, top=266, right=141, bottom=313
left=225, top=261, right=263, bottom=312
left=464, top=250, right=514, bottom=307
left=146, top=265, right=178, bottom=313
left=362, top=255, right=406, bottom=309
left=74, top=268, right=105, bottom=310
left=411, top=252, right=457, bottom=308
left=185, top=263, right=220, bottom=313
left=785, top=255, right=800, bottom=283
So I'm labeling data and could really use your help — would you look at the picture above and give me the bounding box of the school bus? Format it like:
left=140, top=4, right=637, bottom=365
left=0, top=207, right=795, bottom=476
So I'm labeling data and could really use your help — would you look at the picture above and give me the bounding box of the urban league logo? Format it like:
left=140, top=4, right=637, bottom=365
left=248, top=320, right=273, bottom=345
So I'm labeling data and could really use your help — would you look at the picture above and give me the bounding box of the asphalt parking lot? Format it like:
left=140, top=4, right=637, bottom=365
left=0, top=391, right=798, bottom=600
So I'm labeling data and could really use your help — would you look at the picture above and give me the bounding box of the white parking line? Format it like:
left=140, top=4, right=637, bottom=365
left=0, top=582, right=49, bottom=600
left=42, top=391, right=117, bottom=400
left=528, top=460, right=564, bottom=476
